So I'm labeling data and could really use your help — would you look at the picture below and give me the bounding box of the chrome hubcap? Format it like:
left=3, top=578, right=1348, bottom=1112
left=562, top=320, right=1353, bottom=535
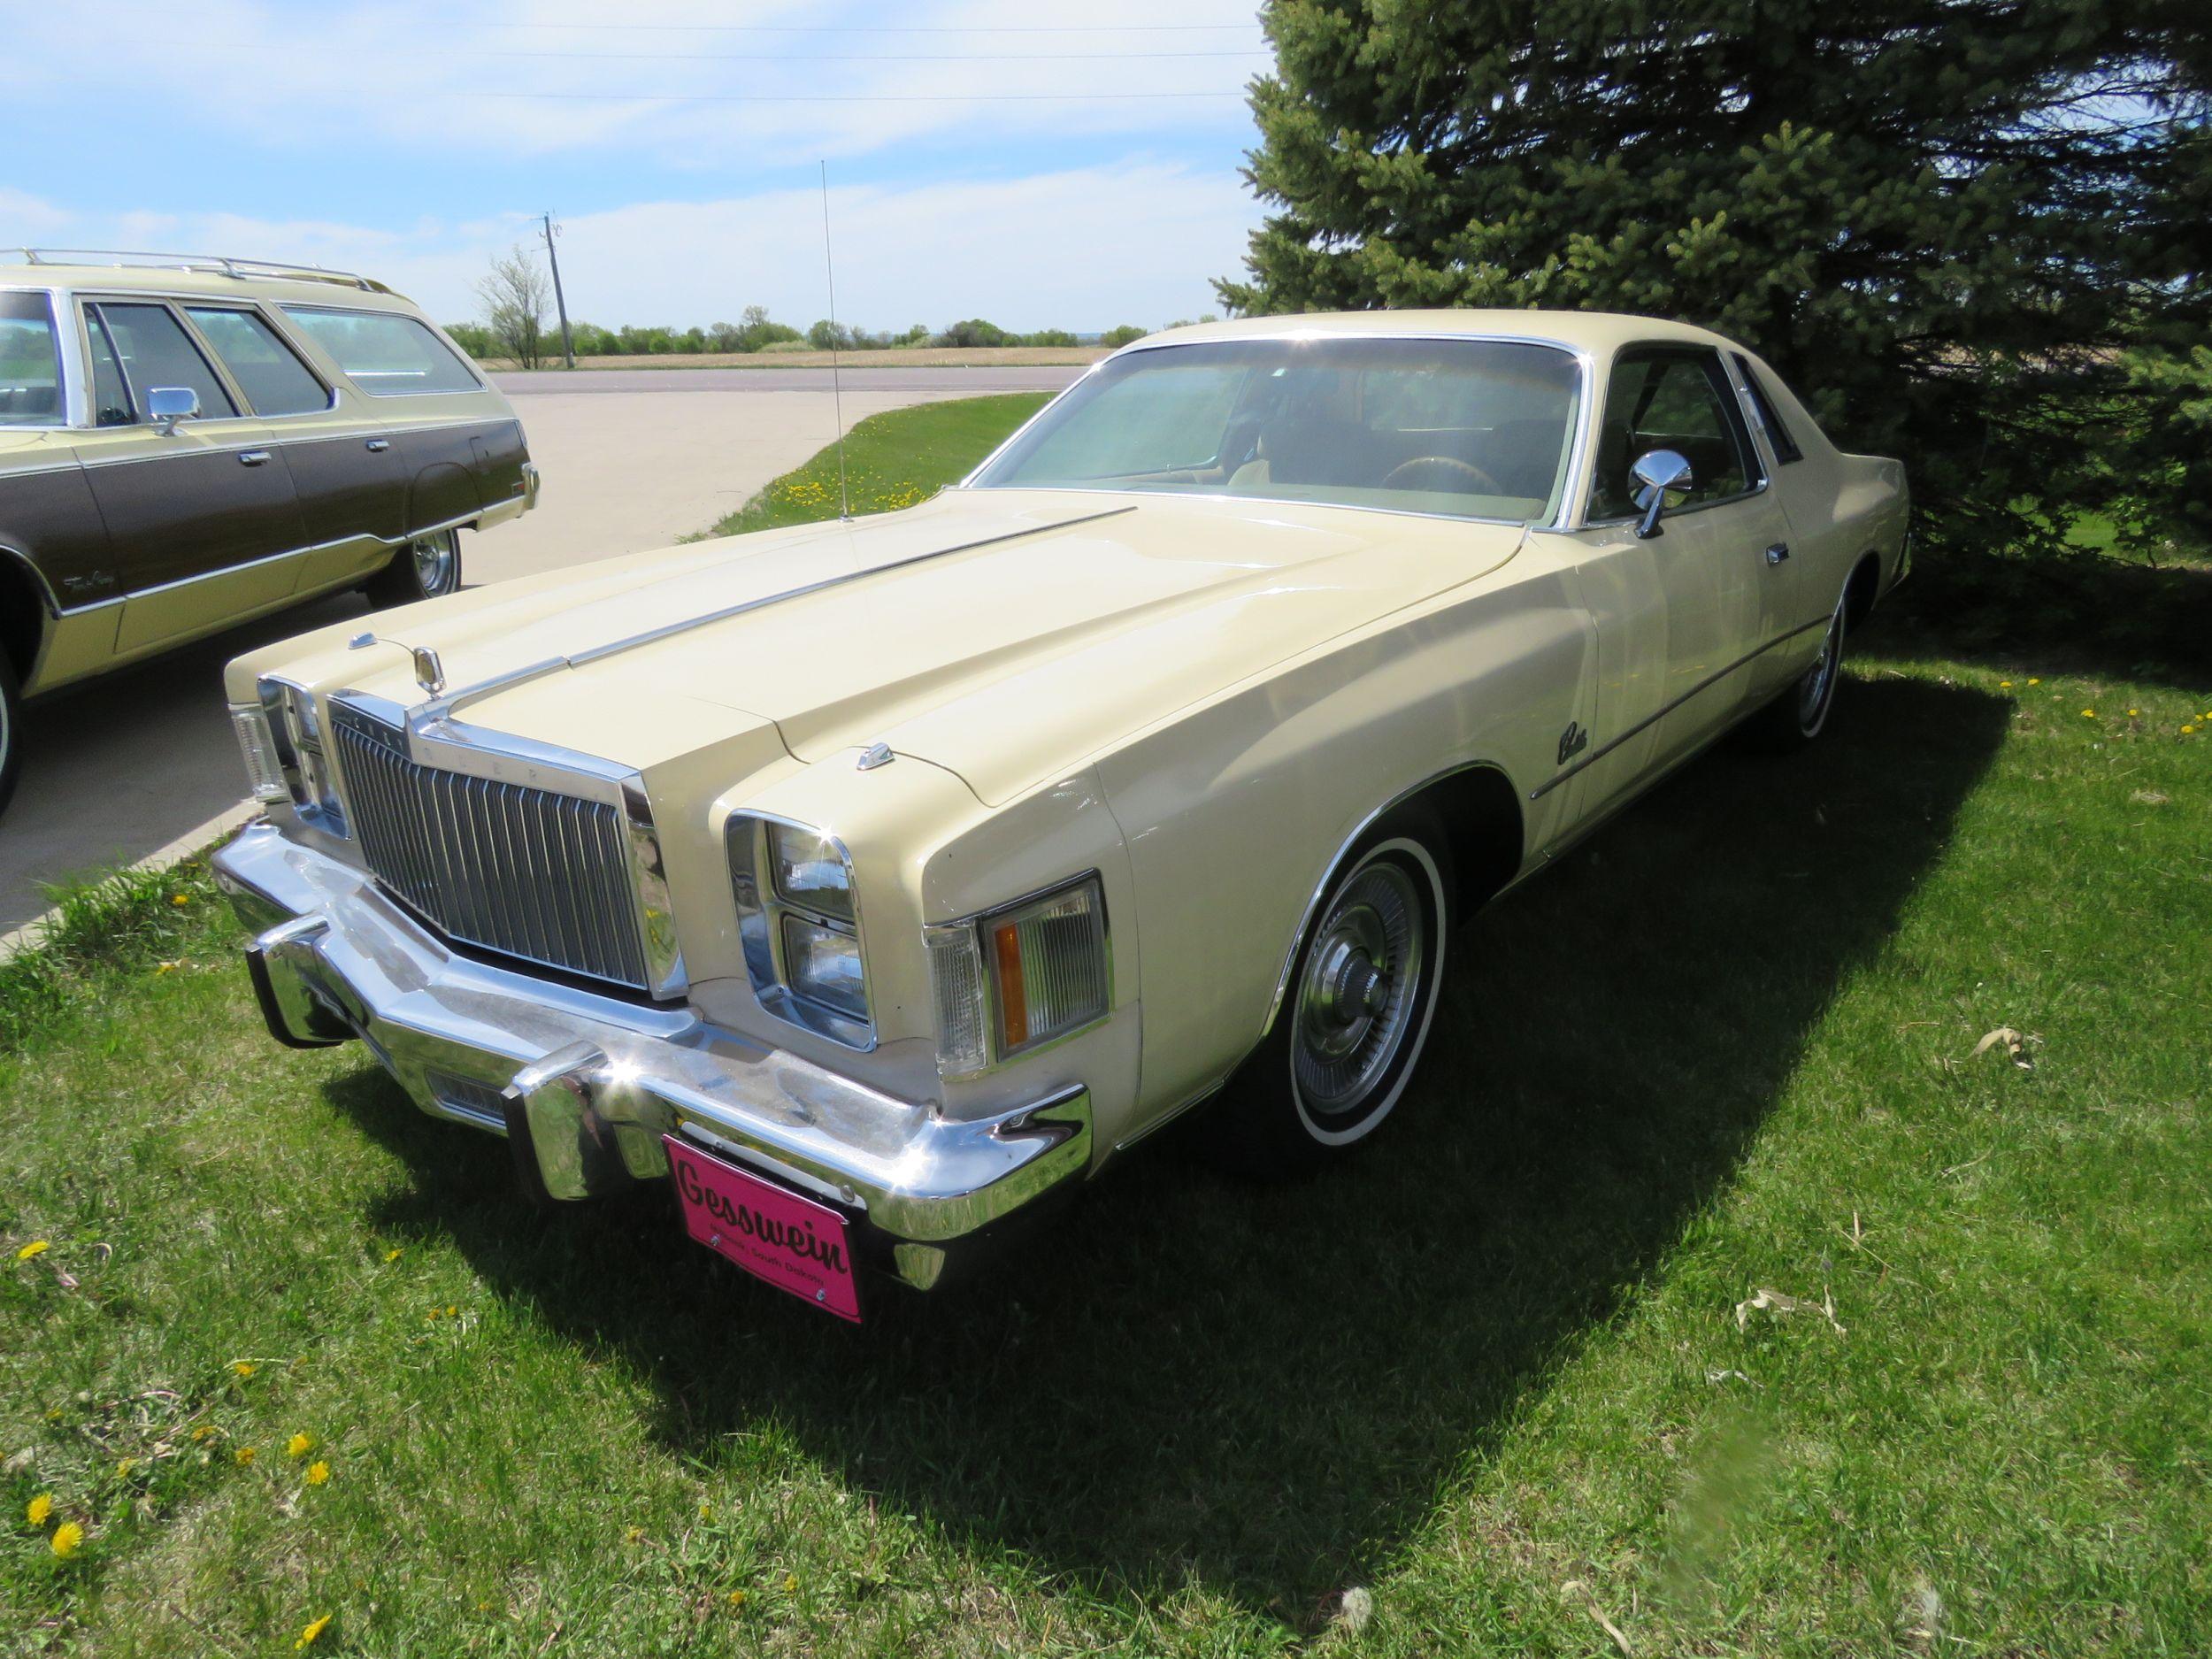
left=411, top=533, right=456, bottom=595
left=1294, top=859, right=1423, bottom=1115
left=1799, top=607, right=1842, bottom=728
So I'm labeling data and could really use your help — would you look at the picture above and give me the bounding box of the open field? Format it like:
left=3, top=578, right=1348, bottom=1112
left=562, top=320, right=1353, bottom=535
left=475, top=345, right=1107, bottom=373
left=4, top=403, right=2208, bottom=1655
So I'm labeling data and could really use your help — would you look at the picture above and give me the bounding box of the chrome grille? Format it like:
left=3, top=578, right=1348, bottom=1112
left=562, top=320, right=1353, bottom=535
left=329, top=701, right=652, bottom=991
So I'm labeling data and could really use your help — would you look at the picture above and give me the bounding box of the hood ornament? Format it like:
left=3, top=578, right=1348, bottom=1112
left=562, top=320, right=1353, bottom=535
left=349, top=631, right=447, bottom=696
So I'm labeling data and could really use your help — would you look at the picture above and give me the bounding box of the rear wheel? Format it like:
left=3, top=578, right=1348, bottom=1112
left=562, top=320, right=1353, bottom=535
left=0, top=652, right=20, bottom=818
left=1211, top=810, right=1452, bottom=1174
left=1748, top=588, right=1847, bottom=751
left=365, top=527, right=463, bottom=608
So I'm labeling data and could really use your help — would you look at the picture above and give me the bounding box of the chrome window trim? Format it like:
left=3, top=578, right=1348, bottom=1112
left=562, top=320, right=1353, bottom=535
left=958, top=330, right=1600, bottom=531
left=724, top=810, right=877, bottom=1051
left=926, top=869, right=1114, bottom=1078
left=326, top=688, right=687, bottom=1002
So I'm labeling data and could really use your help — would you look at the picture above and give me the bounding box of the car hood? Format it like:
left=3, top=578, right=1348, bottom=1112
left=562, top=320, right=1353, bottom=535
left=261, top=490, right=1527, bottom=806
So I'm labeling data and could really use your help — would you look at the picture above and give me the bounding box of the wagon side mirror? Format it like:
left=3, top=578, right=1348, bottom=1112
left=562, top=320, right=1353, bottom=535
left=147, top=386, right=201, bottom=436
left=1630, top=449, right=1694, bottom=538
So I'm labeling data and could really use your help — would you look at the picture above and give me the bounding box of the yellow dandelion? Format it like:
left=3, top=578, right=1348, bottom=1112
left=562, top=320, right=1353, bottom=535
left=698, top=1503, right=712, bottom=1519
left=383, top=1247, right=403, bottom=1263
left=305, top=1462, right=330, bottom=1486
left=191, top=1425, right=217, bottom=1442
left=156, top=960, right=180, bottom=975
left=170, top=893, right=190, bottom=907
left=2184, top=725, right=2198, bottom=735
left=231, top=1361, right=257, bottom=1379
left=15, top=1240, right=48, bottom=1262
left=115, top=1458, right=135, bottom=1480
left=784, top=1573, right=798, bottom=1594
left=444, top=1305, right=457, bottom=1317
left=50, top=1521, right=83, bottom=1559
left=2081, top=709, right=2096, bottom=718
left=27, top=1493, right=52, bottom=1528
left=2028, top=677, right=2041, bottom=686
left=726, top=1589, right=749, bottom=1609
left=295, top=1613, right=332, bottom=1649
left=2128, top=708, right=2139, bottom=717
left=1999, top=680, right=2012, bottom=688
left=234, top=1446, right=257, bottom=1466
left=288, top=1433, right=315, bottom=1460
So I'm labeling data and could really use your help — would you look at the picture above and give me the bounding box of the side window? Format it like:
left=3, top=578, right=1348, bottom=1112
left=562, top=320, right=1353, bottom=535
left=88, top=302, right=239, bottom=423
left=280, top=307, right=480, bottom=396
left=1589, top=349, right=1755, bottom=518
left=0, top=292, right=62, bottom=426
left=186, top=306, right=328, bottom=417
left=1732, top=353, right=1802, bottom=464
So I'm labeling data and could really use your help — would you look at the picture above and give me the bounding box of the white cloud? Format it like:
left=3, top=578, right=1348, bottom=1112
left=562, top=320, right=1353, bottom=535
left=9, top=163, right=1262, bottom=332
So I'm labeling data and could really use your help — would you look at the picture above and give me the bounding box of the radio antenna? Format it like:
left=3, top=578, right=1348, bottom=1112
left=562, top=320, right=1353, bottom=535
left=819, top=160, right=851, bottom=523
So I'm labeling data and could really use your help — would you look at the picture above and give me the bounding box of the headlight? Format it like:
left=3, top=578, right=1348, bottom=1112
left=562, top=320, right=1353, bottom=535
left=926, top=872, right=1110, bottom=1078
left=726, top=813, right=872, bottom=1046
left=252, top=678, right=344, bottom=826
left=230, top=703, right=290, bottom=803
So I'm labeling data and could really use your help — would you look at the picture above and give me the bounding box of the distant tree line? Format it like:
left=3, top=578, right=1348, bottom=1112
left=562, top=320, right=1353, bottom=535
left=449, top=300, right=1169, bottom=361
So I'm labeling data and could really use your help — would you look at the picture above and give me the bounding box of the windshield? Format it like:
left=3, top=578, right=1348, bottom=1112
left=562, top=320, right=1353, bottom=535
left=971, top=335, right=1581, bottom=523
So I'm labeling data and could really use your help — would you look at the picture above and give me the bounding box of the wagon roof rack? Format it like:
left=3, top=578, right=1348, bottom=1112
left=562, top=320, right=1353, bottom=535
left=4, top=249, right=391, bottom=293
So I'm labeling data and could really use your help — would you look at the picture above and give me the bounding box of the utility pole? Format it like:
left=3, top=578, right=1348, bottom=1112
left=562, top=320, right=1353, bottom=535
left=541, top=211, right=574, bottom=370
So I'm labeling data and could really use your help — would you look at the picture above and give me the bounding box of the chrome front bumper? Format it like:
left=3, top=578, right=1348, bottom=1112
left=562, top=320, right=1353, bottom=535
left=212, top=822, right=1091, bottom=1291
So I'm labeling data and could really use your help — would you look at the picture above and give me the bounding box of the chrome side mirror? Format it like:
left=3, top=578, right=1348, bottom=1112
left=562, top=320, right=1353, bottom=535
left=1630, top=449, right=1694, bottom=538
left=147, top=386, right=201, bottom=436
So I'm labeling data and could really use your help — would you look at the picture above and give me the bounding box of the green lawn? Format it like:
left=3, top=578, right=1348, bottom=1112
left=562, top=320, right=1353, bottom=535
left=4, top=403, right=2208, bottom=1655
left=698, top=393, right=1049, bottom=539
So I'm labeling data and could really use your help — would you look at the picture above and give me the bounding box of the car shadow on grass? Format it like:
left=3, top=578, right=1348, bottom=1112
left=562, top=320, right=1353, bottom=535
left=325, top=659, right=2008, bottom=1629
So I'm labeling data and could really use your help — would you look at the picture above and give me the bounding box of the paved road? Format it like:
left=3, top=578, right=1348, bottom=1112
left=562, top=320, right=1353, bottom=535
left=1, top=365, right=1084, bottom=934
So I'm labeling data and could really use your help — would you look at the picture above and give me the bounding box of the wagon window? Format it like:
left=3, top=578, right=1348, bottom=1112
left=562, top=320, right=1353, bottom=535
left=88, top=302, right=240, bottom=423
left=0, top=292, right=61, bottom=426
left=971, top=335, right=1581, bottom=524
left=187, top=305, right=330, bottom=417
left=280, top=306, right=481, bottom=396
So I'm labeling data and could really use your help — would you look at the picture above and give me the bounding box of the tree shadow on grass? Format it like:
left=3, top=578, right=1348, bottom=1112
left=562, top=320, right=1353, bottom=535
left=326, top=664, right=2007, bottom=1627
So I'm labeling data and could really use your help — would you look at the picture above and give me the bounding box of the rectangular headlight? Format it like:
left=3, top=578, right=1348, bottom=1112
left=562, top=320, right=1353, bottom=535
left=927, top=873, right=1109, bottom=1076
left=782, top=913, right=867, bottom=1019
left=726, top=812, right=872, bottom=1046
left=768, top=821, right=855, bottom=923
left=230, top=704, right=290, bottom=803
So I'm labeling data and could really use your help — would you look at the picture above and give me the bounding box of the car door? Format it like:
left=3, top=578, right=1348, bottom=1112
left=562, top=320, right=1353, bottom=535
left=180, top=300, right=407, bottom=593
left=1554, top=344, right=1796, bottom=823
left=71, top=297, right=310, bottom=657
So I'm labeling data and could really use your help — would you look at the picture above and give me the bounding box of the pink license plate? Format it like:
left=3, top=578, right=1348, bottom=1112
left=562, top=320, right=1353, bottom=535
left=665, top=1134, right=862, bottom=1323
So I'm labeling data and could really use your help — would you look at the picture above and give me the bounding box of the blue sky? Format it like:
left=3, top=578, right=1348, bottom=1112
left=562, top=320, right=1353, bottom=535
left=5, top=2, right=1271, bottom=332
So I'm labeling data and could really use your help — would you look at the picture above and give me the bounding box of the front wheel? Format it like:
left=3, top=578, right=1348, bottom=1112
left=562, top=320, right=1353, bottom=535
left=1210, top=811, right=1452, bottom=1174
left=365, top=527, right=464, bottom=608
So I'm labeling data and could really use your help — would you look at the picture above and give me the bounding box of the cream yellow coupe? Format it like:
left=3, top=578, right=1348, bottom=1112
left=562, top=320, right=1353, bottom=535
left=215, top=311, right=1909, bottom=1318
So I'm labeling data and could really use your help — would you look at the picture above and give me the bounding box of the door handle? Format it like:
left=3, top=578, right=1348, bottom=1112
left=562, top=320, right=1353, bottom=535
left=238, top=449, right=271, bottom=466
left=1765, top=541, right=1790, bottom=565
left=365, top=438, right=390, bottom=452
